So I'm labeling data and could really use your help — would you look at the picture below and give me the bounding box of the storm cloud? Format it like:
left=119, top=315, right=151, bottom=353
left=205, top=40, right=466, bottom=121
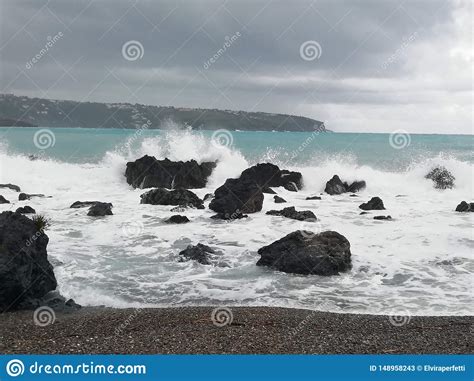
left=0, top=0, right=472, bottom=133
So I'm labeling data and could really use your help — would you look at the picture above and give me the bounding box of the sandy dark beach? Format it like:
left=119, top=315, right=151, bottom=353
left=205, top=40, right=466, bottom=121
left=0, top=307, right=471, bottom=354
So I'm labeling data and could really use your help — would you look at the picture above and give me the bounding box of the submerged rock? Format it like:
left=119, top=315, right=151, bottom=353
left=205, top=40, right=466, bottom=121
left=125, top=155, right=216, bottom=189
left=0, top=195, right=10, bottom=204
left=455, top=201, right=473, bottom=212
left=373, top=215, right=392, bottom=220
left=266, top=206, right=317, bottom=221
left=306, top=196, right=321, bottom=200
left=210, top=212, right=248, bottom=220
left=70, top=201, right=102, bottom=208
left=178, top=243, right=219, bottom=265
left=209, top=178, right=263, bottom=215
left=165, top=215, right=190, bottom=224
left=16, top=206, right=36, bottom=214
left=257, top=230, right=352, bottom=276
left=425, top=166, right=455, bottom=189
left=0, top=183, right=21, bottom=192
left=0, top=211, right=57, bottom=311
left=274, top=195, right=287, bottom=203
left=359, top=197, right=385, bottom=210
left=87, top=202, right=113, bottom=217
left=19, top=193, right=47, bottom=201
left=324, top=175, right=366, bottom=195
left=140, top=188, right=204, bottom=209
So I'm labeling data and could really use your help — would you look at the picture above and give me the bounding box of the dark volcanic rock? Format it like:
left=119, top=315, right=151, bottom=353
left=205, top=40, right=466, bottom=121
left=16, top=206, right=36, bottom=214
left=125, top=155, right=216, bottom=189
left=165, top=215, right=190, bottom=224
left=325, top=175, right=366, bottom=195
left=283, top=182, right=299, bottom=192
left=140, top=188, right=204, bottom=209
left=425, top=166, right=455, bottom=189
left=257, top=230, right=352, bottom=276
left=306, top=196, right=322, bottom=200
left=210, top=212, right=248, bottom=220
left=87, top=202, right=113, bottom=217
left=373, top=215, right=392, bottom=220
left=70, top=201, right=102, bottom=208
left=266, top=206, right=317, bottom=221
left=359, top=197, right=385, bottom=211
left=41, top=290, right=81, bottom=312
left=178, top=243, right=217, bottom=265
left=455, top=201, right=474, bottom=212
left=240, top=163, right=303, bottom=190
left=0, top=184, right=21, bottom=192
left=0, top=211, right=57, bottom=311
left=19, top=193, right=46, bottom=201
left=262, top=187, right=276, bottom=194
left=274, top=195, right=287, bottom=203
left=0, top=195, right=10, bottom=204
left=209, top=178, right=263, bottom=215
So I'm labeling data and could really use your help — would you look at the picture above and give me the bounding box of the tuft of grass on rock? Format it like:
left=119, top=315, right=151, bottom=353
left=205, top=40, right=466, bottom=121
left=31, top=214, right=50, bottom=232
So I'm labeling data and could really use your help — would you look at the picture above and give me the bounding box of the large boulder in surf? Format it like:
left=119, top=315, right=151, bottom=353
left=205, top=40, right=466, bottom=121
left=0, top=211, right=57, bottom=311
left=324, top=175, right=366, bottom=195
left=257, top=230, right=352, bottom=276
left=140, top=188, right=204, bottom=209
left=125, top=156, right=216, bottom=189
left=455, top=201, right=473, bottom=212
left=178, top=243, right=219, bottom=265
left=239, top=163, right=303, bottom=191
left=266, top=206, right=317, bottom=221
left=209, top=178, right=264, bottom=215
left=359, top=197, right=385, bottom=210
left=87, top=202, right=113, bottom=217
left=425, top=166, right=455, bottom=189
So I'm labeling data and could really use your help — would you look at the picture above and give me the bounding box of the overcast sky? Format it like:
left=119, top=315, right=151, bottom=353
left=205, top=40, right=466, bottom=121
left=0, top=0, right=472, bottom=133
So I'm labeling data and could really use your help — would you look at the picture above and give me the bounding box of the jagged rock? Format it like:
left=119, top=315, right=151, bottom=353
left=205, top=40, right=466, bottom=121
left=16, top=206, right=36, bottom=214
left=239, top=163, right=303, bottom=190
left=178, top=243, right=219, bottom=265
left=455, top=201, right=474, bottom=212
left=0, top=211, right=57, bottom=311
left=125, top=155, right=216, bottom=189
left=0, top=184, right=21, bottom=192
left=425, top=166, right=455, bottom=189
left=306, top=196, right=321, bottom=200
left=87, top=202, right=113, bottom=216
left=284, top=182, right=299, bottom=192
left=359, top=197, right=385, bottom=210
left=165, top=215, right=190, bottom=224
left=210, top=212, right=248, bottom=220
left=70, top=201, right=102, bottom=208
left=266, top=206, right=317, bottom=221
left=0, top=195, right=10, bottom=204
left=274, top=195, right=287, bottom=203
left=257, top=230, right=352, bottom=276
left=374, top=215, right=392, bottom=220
left=140, top=188, right=204, bottom=209
left=209, top=178, right=263, bottom=215
left=262, top=187, right=276, bottom=194
left=325, top=175, right=366, bottom=195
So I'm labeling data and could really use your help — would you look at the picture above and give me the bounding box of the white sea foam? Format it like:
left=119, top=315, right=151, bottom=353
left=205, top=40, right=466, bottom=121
left=0, top=129, right=472, bottom=315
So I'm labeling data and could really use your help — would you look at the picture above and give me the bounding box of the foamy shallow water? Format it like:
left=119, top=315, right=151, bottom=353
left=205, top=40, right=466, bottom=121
left=0, top=129, right=472, bottom=315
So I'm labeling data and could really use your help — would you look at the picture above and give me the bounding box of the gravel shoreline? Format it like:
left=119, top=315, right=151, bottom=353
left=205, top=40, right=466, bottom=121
left=0, top=307, right=471, bottom=354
